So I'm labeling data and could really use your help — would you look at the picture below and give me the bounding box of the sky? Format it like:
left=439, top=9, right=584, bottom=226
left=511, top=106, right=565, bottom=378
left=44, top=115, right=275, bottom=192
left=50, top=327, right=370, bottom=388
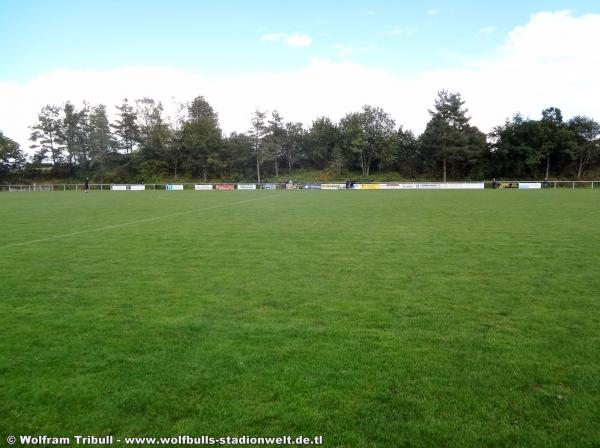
left=1, top=0, right=600, bottom=151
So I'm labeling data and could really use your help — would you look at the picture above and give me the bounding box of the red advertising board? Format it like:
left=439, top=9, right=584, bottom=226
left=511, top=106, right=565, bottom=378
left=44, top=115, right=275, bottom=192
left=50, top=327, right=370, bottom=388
left=216, top=184, right=235, bottom=190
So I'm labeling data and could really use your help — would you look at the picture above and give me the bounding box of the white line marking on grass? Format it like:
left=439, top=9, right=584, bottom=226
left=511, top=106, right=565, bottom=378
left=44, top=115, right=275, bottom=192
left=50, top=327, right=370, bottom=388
left=0, top=195, right=275, bottom=250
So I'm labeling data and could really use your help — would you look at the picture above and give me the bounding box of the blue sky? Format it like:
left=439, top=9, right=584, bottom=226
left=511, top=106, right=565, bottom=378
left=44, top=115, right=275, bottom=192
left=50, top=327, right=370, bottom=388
left=1, top=1, right=600, bottom=148
left=1, top=0, right=595, bottom=80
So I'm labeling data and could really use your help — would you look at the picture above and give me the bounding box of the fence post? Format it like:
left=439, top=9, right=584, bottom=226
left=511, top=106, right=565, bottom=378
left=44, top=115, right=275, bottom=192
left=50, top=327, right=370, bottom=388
left=573, top=181, right=575, bottom=190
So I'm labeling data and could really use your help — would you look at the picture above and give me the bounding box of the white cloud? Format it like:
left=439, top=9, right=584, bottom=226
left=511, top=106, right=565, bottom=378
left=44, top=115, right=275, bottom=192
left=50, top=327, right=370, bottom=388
left=285, top=34, right=312, bottom=48
left=479, top=26, right=496, bottom=35
left=476, top=26, right=497, bottom=41
left=2, top=11, right=600, bottom=154
left=378, top=27, right=405, bottom=37
left=259, top=32, right=286, bottom=42
left=260, top=32, right=312, bottom=48
left=333, top=43, right=378, bottom=57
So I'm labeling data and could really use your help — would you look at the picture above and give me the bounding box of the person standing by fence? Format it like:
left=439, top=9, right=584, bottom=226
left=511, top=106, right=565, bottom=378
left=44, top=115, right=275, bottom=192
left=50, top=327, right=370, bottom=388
left=84, top=177, right=89, bottom=193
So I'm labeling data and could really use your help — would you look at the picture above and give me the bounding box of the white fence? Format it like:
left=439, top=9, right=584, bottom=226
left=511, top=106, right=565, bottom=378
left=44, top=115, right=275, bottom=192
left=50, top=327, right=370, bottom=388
left=0, top=180, right=598, bottom=192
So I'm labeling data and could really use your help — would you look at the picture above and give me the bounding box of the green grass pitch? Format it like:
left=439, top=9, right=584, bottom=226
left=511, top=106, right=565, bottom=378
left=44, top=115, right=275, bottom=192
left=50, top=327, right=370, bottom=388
left=1, top=190, right=599, bottom=446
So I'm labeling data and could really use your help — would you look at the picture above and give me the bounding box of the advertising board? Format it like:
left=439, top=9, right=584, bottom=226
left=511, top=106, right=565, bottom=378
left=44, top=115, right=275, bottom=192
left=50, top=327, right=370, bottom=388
left=321, top=183, right=346, bottom=190
left=443, top=182, right=484, bottom=189
left=518, top=182, right=542, bottom=189
left=417, top=182, right=484, bottom=189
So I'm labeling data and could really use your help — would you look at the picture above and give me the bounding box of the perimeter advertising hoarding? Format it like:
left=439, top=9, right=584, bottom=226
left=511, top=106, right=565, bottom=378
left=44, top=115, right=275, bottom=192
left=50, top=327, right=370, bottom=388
left=356, top=183, right=380, bottom=189
left=166, top=184, right=184, bottom=191
left=519, top=182, right=542, bottom=189
left=321, top=183, right=346, bottom=190
left=379, top=183, right=417, bottom=189
left=263, top=183, right=278, bottom=190
left=130, top=185, right=145, bottom=191
left=417, top=183, right=484, bottom=189
left=111, top=185, right=127, bottom=191
left=194, top=184, right=213, bottom=190
left=237, top=184, right=256, bottom=190
left=303, top=184, right=321, bottom=189
left=377, top=182, right=485, bottom=189
left=216, top=184, right=234, bottom=190
left=443, top=182, right=484, bottom=189
left=416, top=183, right=443, bottom=189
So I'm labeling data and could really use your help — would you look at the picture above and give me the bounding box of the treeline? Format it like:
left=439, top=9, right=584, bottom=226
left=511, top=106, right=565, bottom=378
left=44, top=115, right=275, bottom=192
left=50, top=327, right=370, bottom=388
left=1, top=91, right=599, bottom=183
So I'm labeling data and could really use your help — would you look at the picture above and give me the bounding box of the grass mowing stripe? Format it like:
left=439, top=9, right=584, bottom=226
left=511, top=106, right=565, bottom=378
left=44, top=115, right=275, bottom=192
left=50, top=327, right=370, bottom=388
left=0, top=193, right=276, bottom=250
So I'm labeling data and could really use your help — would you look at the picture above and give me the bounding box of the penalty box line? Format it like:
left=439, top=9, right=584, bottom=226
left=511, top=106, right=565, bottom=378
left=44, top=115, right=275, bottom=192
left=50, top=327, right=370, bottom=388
left=0, top=195, right=275, bottom=250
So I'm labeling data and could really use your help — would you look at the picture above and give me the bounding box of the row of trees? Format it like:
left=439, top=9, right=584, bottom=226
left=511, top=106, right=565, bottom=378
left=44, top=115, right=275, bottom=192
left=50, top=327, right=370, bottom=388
left=1, top=91, right=599, bottom=183
left=0, top=131, right=25, bottom=180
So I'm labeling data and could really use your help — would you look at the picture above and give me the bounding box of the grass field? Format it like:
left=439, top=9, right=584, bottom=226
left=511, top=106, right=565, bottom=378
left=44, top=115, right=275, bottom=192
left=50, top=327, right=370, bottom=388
left=1, top=190, right=599, bottom=447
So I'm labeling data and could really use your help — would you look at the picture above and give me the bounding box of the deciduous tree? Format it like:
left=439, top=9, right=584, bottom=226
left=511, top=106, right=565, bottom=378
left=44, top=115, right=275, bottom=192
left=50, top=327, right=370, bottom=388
left=568, top=116, right=600, bottom=179
left=0, top=131, right=25, bottom=180
left=88, top=105, right=114, bottom=183
left=112, top=99, right=140, bottom=155
left=30, top=105, right=63, bottom=170
left=340, top=105, right=396, bottom=176
left=180, top=96, right=222, bottom=181
left=249, top=110, right=268, bottom=183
